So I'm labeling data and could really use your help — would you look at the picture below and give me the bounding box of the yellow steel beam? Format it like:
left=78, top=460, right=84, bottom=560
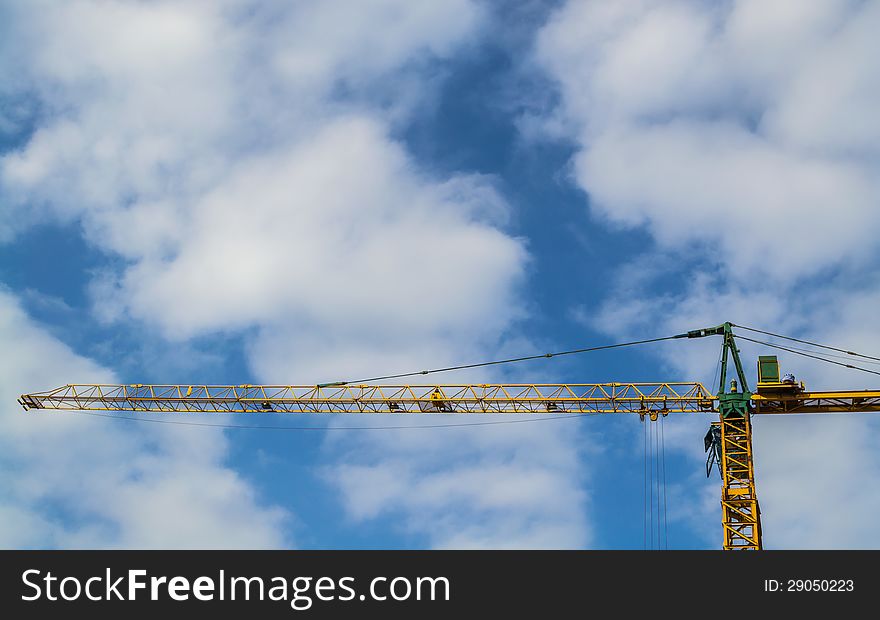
left=18, top=383, right=717, bottom=415
left=752, top=390, right=880, bottom=414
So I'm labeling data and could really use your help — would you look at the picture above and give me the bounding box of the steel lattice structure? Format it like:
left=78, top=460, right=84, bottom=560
left=19, top=382, right=716, bottom=415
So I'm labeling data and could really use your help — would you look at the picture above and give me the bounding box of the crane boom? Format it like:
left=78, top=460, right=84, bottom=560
left=18, top=382, right=715, bottom=416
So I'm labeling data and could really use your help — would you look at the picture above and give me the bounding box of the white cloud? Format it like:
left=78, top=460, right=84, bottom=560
left=534, top=0, right=880, bottom=548
left=0, top=0, right=524, bottom=345
left=576, top=121, right=876, bottom=278
left=0, top=0, right=589, bottom=549
left=753, top=415, right=880, bottom=549
left=100, top=116, right=527, bottom=341
left=322, top=417, right=592, bottom=549
left=0, top=289, right=286, bottom=548
left=535, top=0, right=880, bottom=283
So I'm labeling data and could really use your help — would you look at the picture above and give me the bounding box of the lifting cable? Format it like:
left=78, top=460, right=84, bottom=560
left=643, top=413, right=669, bottom=550
left=648, top=419, right=654, bottom=549
left=660, top=413, right=668, bottom=550
left=643, top=418, right=648, bottom=550
left=643, top=416, right=669, bottom=550
left=654, top=418, right=662, bottom=549
left=644, top=418, right=654, bottom=549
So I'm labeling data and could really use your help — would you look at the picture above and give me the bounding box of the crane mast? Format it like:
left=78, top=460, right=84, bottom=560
left=17, top=322, right=880, bottom=550
left=693, top=323, right=761, bottom=550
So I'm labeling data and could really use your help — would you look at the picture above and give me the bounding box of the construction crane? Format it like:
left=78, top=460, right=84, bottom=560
left=17, top=322, right=880, bottom=550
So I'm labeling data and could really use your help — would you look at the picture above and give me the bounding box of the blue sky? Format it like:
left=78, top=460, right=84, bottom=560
left=2, top=0, right=879, bottom=549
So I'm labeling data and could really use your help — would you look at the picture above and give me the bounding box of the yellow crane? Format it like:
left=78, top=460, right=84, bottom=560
left=17, top=322, right=880, bottom=550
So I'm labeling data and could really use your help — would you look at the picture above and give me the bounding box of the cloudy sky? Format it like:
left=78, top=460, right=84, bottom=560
left=2, top=0, right=878, bottom=549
